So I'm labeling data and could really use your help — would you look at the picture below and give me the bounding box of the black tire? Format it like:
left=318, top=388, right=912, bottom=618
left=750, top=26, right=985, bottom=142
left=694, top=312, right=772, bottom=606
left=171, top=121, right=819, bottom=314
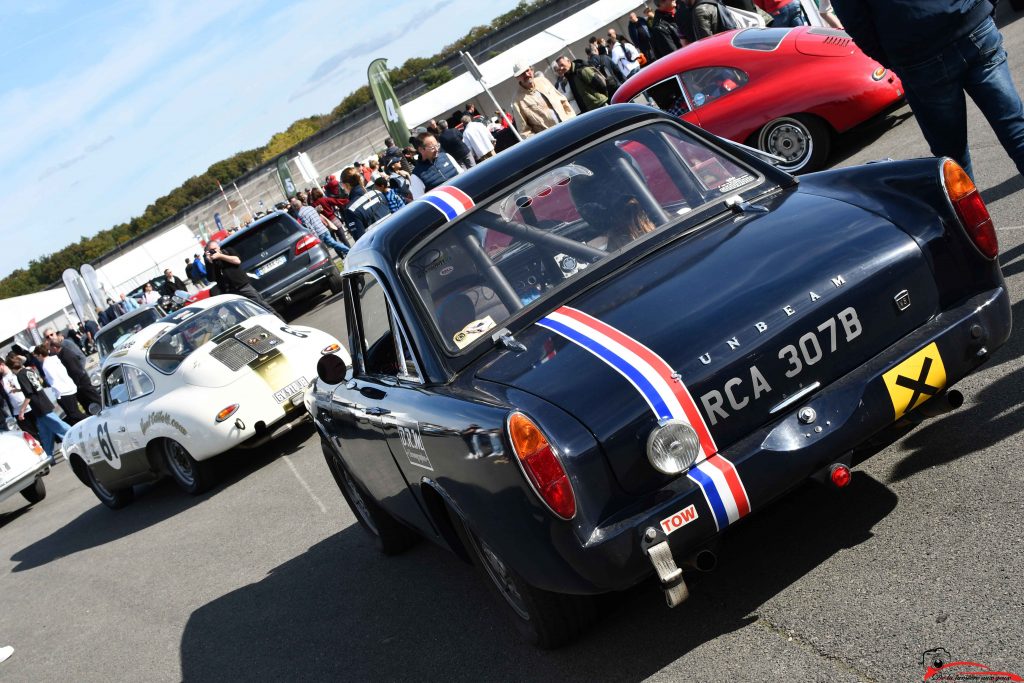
left=86, top=466, right=134, bottom=509
left=327, top=271, right=344, bottom=295
left=20, top=478, right=46, bottom=504
left=162, top=439, right=216, bottom=495
left=461, top=523, right=598, bottom=649
left=320, top=439, right=417, bottom=555
left=755, top=114, right=831, bottom=174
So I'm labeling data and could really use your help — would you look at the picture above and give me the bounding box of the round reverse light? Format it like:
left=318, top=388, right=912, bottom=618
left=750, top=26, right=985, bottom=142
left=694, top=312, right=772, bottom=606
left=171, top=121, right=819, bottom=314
left=646, top=419, right=700, bottom=475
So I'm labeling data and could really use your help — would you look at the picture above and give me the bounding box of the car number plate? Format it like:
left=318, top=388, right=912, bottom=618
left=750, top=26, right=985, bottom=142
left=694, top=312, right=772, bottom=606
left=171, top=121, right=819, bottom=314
left=257, top=255, right=286, bottom=276
left=274, top=377, right=307, bottom=404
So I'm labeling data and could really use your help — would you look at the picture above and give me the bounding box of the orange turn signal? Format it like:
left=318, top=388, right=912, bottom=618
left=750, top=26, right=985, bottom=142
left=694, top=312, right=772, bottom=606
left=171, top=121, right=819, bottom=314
left=942, top=159, right=998, bottom=259
left=943, top=159, right=976, bottom=201
left=321, top=343, right=340, bottom=355
left=215, top=404, right=240, bottom=423
left=23, top=432, right=43, bottom=455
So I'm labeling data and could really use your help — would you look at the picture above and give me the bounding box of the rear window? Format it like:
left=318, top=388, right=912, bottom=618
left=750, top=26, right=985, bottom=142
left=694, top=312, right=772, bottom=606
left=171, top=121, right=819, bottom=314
left=405, top=122, right=758, bottom=353
left=225, top=215, right=301, bottom=262
left=147, top=299, right=267, bottom=373
left=731, top=28, right=788, bottom=51
left=96, top=308, right=164, bottom=358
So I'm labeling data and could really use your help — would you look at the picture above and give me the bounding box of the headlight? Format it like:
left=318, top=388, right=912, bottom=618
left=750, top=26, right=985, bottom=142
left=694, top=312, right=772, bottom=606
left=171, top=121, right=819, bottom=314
left=646, top=419, right=701, bottom=475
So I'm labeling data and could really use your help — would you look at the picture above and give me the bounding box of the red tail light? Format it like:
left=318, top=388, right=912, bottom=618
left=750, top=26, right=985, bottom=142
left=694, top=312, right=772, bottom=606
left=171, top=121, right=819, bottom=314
left=23, top=432, right=43, bottom=455
left=508, top=412, right=575, bottom=519
left=942, top=159, right=998, bottom=259
left=295, top=234, right=321, bottom=256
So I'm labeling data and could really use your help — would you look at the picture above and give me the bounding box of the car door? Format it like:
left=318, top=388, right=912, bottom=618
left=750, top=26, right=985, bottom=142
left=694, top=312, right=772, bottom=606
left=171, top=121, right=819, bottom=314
left=92, top=365, right=147, bottom=482
left=322, top=271, right=434, bottom=534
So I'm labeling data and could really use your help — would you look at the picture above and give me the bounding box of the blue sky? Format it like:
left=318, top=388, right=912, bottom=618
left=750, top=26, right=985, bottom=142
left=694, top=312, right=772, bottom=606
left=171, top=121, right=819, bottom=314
left=0, top=0, right=524, bottom=281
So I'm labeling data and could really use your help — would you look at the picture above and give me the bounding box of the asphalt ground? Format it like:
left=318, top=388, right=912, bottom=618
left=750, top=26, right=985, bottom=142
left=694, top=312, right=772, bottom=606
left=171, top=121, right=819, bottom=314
left=4, top=15, right=1024, bottom=682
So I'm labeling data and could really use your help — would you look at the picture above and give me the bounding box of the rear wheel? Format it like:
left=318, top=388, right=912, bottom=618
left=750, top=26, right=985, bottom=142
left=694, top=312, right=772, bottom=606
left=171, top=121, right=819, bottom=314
left=321, top=439, right=417, bottom=555
left=756, top=114, right=831, bottom=174
left=462, top=523, right=598, bottom=648
left=86, top=466, right=134, bottom=509
left=20, top=478, right=46, bottom=504
left=163, top=440, right=215, bottom=495
left=327, top=271, right=344, bottom=294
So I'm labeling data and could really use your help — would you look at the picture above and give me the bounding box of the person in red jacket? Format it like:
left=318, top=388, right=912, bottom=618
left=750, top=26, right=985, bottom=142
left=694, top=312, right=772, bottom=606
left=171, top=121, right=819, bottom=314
left=754, top=0, right=806, bottom=27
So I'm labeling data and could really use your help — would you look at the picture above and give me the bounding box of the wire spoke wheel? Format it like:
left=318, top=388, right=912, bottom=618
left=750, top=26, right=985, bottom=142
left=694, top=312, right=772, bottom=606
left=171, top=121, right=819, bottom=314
left=339, top=466, right=378, bottom=536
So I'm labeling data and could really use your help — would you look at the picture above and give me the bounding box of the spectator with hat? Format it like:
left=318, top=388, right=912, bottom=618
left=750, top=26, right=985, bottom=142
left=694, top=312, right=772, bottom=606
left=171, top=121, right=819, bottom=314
left=511, top=63, right=575, bottom=139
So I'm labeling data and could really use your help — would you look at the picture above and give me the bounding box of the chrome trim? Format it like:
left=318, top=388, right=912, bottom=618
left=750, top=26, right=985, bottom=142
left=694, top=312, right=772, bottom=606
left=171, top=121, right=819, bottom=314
left=769, top=381, right=821, bottom=415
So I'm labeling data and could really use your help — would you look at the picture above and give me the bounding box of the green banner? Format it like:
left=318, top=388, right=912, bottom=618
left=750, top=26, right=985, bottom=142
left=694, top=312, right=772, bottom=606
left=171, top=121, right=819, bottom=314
left=277, top=156, right=297, bottom=199
left=368, top=58, right=410, bottom=148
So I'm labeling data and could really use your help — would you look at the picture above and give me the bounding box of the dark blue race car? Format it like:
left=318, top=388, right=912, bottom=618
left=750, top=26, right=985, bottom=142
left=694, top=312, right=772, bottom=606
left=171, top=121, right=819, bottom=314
left=309, top=105, right=1009, bottom=647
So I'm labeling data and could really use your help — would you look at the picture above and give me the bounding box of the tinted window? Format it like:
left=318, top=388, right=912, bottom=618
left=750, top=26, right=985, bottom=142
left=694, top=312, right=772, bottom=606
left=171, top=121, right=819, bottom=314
left=681, top=67, right=748, bottom=108
left=148, top=299, right=265, bottom=373
left=406, top=122, right=759, bottom=353
left=731, top=28, right=788, bottom=51
left=225, top=216, right=301, bottom=262
left=95, top=308, right=164, bottom=358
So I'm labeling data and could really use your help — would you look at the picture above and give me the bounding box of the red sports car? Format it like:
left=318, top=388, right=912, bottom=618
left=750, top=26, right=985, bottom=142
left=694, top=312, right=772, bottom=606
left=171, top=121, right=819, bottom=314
left=610, top=27, right=904, bottom=173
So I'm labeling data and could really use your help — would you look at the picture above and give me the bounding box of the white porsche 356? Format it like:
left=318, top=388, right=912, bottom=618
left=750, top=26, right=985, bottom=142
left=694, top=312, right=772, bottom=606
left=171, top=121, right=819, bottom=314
left=62, top=294, right=347, bottom=508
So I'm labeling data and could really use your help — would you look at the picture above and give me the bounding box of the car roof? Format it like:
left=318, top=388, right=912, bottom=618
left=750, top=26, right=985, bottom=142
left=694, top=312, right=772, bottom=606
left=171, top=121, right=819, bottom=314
left=220, top=211, right=301, bottom=248
left=95, top=304, right=164, bottom=336
left=345, top=104, right=687, bottom=271
left=98, top=294, right=251, bottom=372
left=612, top=27, right=801, bottom=104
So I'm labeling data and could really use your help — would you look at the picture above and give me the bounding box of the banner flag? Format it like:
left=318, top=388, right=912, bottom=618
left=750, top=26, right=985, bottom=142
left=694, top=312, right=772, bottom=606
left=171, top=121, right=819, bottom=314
left=368, top=58, right=410, bottom=147
left=277, top=156, right=297, bottom=199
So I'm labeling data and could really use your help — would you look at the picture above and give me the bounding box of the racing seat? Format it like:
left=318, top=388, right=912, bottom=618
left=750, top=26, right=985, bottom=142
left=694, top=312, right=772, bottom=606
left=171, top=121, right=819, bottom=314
left=410, top=241, right=510, bottom=343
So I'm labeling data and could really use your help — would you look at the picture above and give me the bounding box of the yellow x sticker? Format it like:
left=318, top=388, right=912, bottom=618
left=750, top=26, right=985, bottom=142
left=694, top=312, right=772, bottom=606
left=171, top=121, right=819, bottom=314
left=883, top=342, right=947, bottom=420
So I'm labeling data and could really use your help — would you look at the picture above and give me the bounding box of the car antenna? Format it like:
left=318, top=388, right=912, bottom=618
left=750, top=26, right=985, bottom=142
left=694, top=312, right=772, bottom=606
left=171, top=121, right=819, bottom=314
left=491, top=328, right=527, bottom=353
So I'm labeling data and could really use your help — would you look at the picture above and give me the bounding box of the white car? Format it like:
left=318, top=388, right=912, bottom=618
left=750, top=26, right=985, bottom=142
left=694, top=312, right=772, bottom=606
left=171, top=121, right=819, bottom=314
left=63, top=294, right=347, bottom=509
left=0, top=425, right=50, bottom=508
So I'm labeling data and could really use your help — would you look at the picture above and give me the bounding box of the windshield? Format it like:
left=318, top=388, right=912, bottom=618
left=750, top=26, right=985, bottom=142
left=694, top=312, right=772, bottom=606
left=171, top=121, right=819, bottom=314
left=225, top=215, right=300, bottom=262
left=96, top=308, right=164, bottom=358
left=406, top=122, right=758, bottom=353
left=147, top=299, right=267, bottom=373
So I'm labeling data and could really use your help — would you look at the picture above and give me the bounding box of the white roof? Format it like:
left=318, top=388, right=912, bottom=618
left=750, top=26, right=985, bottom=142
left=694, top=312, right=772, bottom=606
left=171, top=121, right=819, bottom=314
left=0, top=288, right=73, bottom=342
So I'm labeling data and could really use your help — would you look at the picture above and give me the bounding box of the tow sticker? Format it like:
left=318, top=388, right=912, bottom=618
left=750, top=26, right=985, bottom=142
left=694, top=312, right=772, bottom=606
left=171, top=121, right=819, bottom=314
left=396, top=417, right=432, bottom=470
left=659, top=504, right=699, bottom=535
left=453, top=316, right=496, bottom=349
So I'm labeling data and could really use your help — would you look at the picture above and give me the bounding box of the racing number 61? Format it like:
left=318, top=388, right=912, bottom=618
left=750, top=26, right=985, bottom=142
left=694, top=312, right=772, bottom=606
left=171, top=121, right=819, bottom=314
left=97, top=423, right=117, bottom=463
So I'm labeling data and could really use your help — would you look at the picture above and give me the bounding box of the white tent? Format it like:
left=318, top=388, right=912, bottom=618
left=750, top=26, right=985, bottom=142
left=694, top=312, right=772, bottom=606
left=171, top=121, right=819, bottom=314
left=0, top=288, right=73, bottom=344
left=403, top=0, right=647, bottom=126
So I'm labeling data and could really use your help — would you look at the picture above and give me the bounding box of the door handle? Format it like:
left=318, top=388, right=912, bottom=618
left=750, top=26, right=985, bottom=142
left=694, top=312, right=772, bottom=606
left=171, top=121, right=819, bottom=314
left=363, top=406, right=390, bottom=416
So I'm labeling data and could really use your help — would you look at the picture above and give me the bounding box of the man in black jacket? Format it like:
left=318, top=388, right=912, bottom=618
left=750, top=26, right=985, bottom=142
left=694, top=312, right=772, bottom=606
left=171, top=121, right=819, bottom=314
left=43, top=328, right=101, bottom=411
left=833, top=0, right=1024, bottom=179
left=437, top=120, right=475, bottom=168
left=651, top=0, right=683, bottom=59
left=159, top=268, right=188, bottom=297
left=204, top=240, right=272, bottom=309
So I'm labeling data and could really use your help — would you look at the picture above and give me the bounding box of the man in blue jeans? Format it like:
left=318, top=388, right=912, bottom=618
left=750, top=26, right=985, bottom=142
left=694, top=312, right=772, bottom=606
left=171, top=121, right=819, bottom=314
left=833, top=0, right=1024, bottom=180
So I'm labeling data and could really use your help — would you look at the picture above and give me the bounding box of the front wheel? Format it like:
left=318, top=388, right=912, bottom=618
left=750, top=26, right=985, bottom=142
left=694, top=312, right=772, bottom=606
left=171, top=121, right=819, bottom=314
left=86, top=466, right=134, bottom=509
left=20, top=478, right=46, bottom=504
left=163, top=440, right=215, bottom=495
left=756, top=114, right=831, bottom=174
left=462, top=524, right=598, bottom=648
left=321, top=439, right=417, bottom=555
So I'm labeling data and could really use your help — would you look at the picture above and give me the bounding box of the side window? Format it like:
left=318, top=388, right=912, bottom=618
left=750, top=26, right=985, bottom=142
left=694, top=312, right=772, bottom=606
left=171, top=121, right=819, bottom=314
left=103, top=366, right=129, bottom=407
left=680, top=67, right=748, bottom=108
left=123, top=366, right=155, bottom=400
left=348, top=272, right=420, bottom=381
left=639, top=77, right=689, bottom=117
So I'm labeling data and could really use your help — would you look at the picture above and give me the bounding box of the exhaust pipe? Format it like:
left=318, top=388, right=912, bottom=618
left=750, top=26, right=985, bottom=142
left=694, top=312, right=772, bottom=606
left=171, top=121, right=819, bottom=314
left=683, top=548, right=718, bottom=573
left=918, top=389, right=964, bottom=418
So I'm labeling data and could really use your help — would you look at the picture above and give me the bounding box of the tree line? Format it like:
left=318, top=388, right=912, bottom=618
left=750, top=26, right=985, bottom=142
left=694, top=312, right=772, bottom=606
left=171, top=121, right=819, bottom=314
left=0, top=0, right=549, bottom=299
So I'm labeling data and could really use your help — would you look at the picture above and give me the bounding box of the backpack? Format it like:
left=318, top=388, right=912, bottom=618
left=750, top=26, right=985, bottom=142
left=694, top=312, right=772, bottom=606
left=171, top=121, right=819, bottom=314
left=695, top=0, right=739, bottom=31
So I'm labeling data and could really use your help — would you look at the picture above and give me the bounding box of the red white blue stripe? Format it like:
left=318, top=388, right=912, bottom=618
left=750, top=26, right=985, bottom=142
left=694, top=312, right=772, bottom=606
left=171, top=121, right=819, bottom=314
left=421, top=186, right=474, bottom=222
left=537, top=306, right=750, bottom=530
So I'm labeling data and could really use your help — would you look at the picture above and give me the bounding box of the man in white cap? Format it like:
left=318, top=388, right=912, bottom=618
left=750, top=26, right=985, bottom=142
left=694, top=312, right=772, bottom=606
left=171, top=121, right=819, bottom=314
left=511, top=63, right=575, bottom=139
